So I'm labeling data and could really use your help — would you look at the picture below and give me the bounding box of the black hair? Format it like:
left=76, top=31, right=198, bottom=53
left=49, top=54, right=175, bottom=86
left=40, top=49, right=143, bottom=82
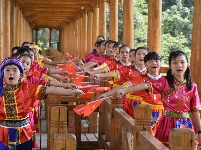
left=11, top=46, right=20, bottom=54
left=18, top=53, right=33, bottom=64
left=11, top=53, right=20, bottom=58
left=135, top=47, right=149, bottom=56
left=97, top=35, right=105, bottom=40
left=119, top=44, right=130, bottom=53
left=166, top=50, right=192, bottom=90
left=38, top=50, right=42, bottom=55
left=17, top=47, right=30, bottom=55
left=114, top=42, right=122, bottom=48
left=144, top=52, right=160, bottom=63
left=129, top=49, right=135, bottom=53
left=105, top=40, right=114, bottom=47
left=22, top=42, right=30, bottom=47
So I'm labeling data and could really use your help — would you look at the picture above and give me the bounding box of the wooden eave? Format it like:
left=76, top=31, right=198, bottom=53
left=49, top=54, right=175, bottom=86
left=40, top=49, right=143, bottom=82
left=15, top=0, right=95, bottom=29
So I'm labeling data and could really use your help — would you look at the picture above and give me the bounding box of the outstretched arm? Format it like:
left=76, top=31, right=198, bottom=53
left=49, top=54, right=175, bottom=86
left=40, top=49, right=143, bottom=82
left=45, top=86, right=84, bottom=97
left=98, top=85, right=124, bottom=99
left=49, top=79, right=77, bottom=89
left=114, top=83, right=148, bottom=98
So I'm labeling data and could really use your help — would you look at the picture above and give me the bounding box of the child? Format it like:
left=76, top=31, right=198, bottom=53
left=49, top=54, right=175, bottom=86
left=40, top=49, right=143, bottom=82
left=91, top=47, right=148, bottom=87
left=89, top=44, right=131, bottom=75
left=98, top=52, right=163, bottom=134
left=114, top=50, right=201, bottom=145
left=0, top=57, right=84, bottom=150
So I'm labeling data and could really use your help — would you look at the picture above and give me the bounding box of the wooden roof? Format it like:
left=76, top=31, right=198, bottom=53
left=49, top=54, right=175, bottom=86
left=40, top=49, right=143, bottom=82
left=15, top=0, right=95, bottom=29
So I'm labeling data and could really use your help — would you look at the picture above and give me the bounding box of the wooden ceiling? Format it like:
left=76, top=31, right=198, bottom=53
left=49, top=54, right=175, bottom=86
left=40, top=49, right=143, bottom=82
left=15, top=0, right=96, bottom=29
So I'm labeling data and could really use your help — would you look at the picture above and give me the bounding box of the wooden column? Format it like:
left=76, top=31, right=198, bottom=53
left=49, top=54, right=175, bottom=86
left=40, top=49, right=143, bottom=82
left=99, top=0, right=106, bottom=38
left=0, top=0, right=3, bottom=61
left=109, top=0, right=118, bottom=41
left=74, top=19, right=79, bottom=57
left=3, top=0, right=10, bottom=57
left=15, top=6, right=20, bottom=46
left=10, top=1, right=14, bottom=49
left=82, top=11, right=88, bottom=57
left=190, top=0, right=201, bottom=96
left=147, top=0, right=162, bottom=53
left=123, top=0, right=134, bottom=48
left=87, top=11, right=93, bottom=53
left=92, top=4, right=99, bottom=46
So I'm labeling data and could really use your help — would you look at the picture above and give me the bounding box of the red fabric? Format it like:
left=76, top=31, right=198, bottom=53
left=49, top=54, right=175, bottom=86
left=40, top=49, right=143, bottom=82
left=73, top=104, right=85, bottom=116
left=66, top=52, right=77, bottom=60
left=71, top=75, right=85, bottom=86
left=0, top=81, right=46, bottom=146
left=62, top=61, right=77, bottom=73
left=84, top=99, right=104, bottom=116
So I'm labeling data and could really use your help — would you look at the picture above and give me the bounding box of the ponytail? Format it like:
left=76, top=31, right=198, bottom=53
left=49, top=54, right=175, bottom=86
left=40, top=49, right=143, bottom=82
left=184, top=67, right=193, bottom=90
left=166, top=68, right=175, bottom=90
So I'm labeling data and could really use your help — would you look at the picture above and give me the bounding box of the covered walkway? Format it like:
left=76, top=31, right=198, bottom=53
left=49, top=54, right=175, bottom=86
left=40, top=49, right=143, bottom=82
left=1, top=0, right=201, bottom=150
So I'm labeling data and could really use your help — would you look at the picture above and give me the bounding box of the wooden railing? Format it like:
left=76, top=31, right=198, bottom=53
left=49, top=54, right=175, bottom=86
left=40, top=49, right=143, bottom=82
left=98, top=98, right=195, bottom=150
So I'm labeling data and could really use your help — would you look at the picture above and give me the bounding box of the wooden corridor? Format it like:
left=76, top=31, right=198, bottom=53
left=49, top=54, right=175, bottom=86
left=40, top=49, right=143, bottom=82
left=1, top=0, right=201, bottom=150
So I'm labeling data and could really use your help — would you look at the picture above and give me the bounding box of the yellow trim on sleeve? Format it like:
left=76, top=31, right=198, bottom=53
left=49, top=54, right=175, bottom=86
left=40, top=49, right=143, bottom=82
left=123, top=82, right=131, bottom=88
left=141, top=101, right=164, bottom=110
left=35, top=85, right=42, bottom=100
left=111, top=70, right=118, bottom=82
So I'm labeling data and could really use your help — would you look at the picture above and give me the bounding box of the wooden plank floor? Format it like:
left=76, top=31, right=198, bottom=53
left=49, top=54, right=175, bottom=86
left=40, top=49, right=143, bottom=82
left=33, top=133, right=104, bottom=150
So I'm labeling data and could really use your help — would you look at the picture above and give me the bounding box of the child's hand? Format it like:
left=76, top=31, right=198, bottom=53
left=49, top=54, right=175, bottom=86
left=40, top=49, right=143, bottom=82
left=114, top=89, right=125, bottom=99
left=61, top=70, right=69, bottom=76
left=72, top=89, right=84, bottom=98
left=68, top=83, right=78, bottom=90
left=97, top=94, right=107, bottom=99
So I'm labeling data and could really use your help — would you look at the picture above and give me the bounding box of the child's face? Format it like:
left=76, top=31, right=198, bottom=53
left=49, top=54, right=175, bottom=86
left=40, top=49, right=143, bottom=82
left=120, top=47, right=129, bottom=61
left=146, top=59, right=161, bottom=74
left=100, top=42, right=106, bottom=54
left=29, top=51, right=35, bottom=61
left=20, top=56, right=32, bottom=73
left=4, top=65, right=21, bottom=87
left=108, top=43, right=115, bottom=56
left=135, top=49, right=148, bottom=65
left=129, top=51, right=135, bottom=65
left=96, top=46, right=102, bottom=55
left=170, top=54, right=188, bottom=78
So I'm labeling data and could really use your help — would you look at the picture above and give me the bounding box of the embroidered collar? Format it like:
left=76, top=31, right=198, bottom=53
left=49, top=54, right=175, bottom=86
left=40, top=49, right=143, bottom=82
left=120, top=60, right=131, bottom=66
left=3, top=83, right=20, bottom=92
left=134, top=64, right=147, bottom=74
left=174, top=76, right=186, bottom=86
left=146, top=73, right=162, bottom=80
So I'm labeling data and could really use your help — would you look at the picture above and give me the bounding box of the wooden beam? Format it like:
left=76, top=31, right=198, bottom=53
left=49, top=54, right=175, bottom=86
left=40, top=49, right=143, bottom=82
left=147, top=0, right=162, bottom=53
left=82, top=10, right=87, bottom=57
left=123, top=0, right=134, bottom=48
left=0, top=0, right=3, bottom=61
left=109, top=0, right=118, bottom=41
left=99, top=0, right=106, bottom=38
left=92, top=4, right=99, bottom=46
left=87, top=11, right=93, bottom=53
left=191, top=0, right=201, bottom=96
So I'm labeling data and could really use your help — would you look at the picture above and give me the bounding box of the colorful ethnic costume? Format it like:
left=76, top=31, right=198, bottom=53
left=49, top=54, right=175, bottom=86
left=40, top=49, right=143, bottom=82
left=0, top=57, right=47, bottom=150
left=149, top=76, right=201, bottom=144
left=123, top=73, right=163, bottom=134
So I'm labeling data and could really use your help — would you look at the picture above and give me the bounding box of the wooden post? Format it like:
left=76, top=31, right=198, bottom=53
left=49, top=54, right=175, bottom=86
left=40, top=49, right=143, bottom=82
left=99, top=0, right=106, bottom=38
left=87, top=11, right=93, bottom=54
left=49, top=28, right=52, bottom=48
left=0, top=0, right=3, bottom=61
left=92, top=3, right=99, bottom=46
left=14, top=6, right=20, bottom=46
left=10, top=1, right=14, bottom=50
left=49, top=106, right=67, bottom=150
left=109, top=0, right=118, bottom=41
left=190, top=0, right=201, bottom=97
left=169, top=128, right=194, bottom=150
left=123, top=0, right=134, bottom=48
left=4, top=0, right=11, bottom=57
left=82, top=10, right=88, bottom=57
left=133, top=104, right=152, bottom=149
left=147, top=0, right=162, bottom=53
left=110, top=98, right=123, bottom=149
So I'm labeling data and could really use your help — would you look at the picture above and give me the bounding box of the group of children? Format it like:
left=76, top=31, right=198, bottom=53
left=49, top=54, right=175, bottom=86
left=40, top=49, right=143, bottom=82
left=0, top=36, right=201, bottom=149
